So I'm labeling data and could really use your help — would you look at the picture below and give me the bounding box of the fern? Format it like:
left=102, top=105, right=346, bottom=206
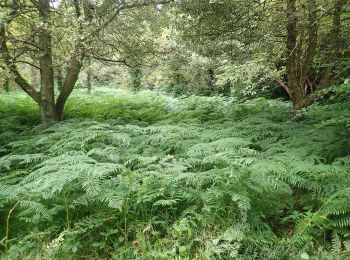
left=1, top=92, right=350, bottom=258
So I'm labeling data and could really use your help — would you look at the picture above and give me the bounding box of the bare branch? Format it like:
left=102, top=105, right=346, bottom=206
left=14, top=60, right=40, bottom=70
left=91, top=56, right=136, bottom=67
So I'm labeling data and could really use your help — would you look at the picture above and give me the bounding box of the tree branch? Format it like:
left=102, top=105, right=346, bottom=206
left=0, top=26, right=41, bottom=103
left=271, top=76, right=292, bottom=99
left=55, top=42, right=85, bottom=119
left=91, top=56, right=136, bottom=67
left=88, top=0, right=175, bottom=39
left=14, top=60, right=40, bottom=69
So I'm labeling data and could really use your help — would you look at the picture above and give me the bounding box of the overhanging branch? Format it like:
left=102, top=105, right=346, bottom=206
left=92, top=56, right=137, bottom=67
left=0, top=26, right=41, bottom=103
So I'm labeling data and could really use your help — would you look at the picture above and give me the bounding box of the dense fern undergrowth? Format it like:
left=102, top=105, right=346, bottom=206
left=1, top=89, right=350, bottom=259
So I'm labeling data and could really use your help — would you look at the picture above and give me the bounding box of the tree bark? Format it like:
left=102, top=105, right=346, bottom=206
left=318, top=0, right=345, bottom=89
left=286, top=0, right=319, bottom=109
left=286, top=0, right=304, bottom=108
left=300, top=0, right=317, bottom=87
left=86, top=56, right=92, bottom=94
left=0, top=26, right=41, bottom=103
left=55, top=46, right=84, bottom=121
left=4, top=77, right=9, bottom=92
left=55, top=0, right=85, bottom=121
left=30, top=64, right=39, bottom=90
left=38, top=0, right=56, bottom=124
left=57, top=67, right=63, bottom=91
left=87, top=71, right=92, bottom=94
left=30, top=23, right=39, bottom=90
left=272, top=77, right=292, bottom=99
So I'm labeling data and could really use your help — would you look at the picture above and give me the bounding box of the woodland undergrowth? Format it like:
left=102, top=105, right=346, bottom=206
left=1, top=90, right=350, bottom=259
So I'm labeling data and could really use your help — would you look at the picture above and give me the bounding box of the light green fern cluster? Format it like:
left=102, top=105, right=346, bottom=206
left=1, top=91, right=350, bottom=259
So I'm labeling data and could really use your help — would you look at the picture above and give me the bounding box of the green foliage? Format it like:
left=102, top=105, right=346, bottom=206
left=1, top=90, right=350, bottom=258
left=0, top=94, right=40, bottom=153
left=160, top=50, right=224, bottom=96
left=129, top=67, right=143, bottom=92
left=216, top=60, right=278, bottom=99
left=64, top=90, right=170, bottom=125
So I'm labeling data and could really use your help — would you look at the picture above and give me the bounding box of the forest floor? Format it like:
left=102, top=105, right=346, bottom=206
left=0, top=90, right=349, bottom=259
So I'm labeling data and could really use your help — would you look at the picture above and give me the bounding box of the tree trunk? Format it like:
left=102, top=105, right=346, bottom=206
left=87, top=71, right=92, bottom=94
left=55, top=50, right=84, bottom=121
left=286, top=0, right=304, bottom=108
left=0, top=0, right=85, bottom=124
left=286, top=0, right=318, bottom=109
left=38, top=0, right=56, bottom=123
left=57, top=67, right=63, bottom=92
left=86, top=56, right=92, bottom=94
left=300, top=0, right=317, bottom=87
left=130, top=67, right=143, bottom=92
left=4, top=77, right=9, bottom=92
left=30, top=62, right=39, bottom=90
left=207, top=68, right=216, bottom=88
left=319, top=0, right=345, bottom=89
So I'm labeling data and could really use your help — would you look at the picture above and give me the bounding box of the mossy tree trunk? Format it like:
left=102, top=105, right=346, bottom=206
left=56, top=67, right=64, bottom=92
left=285, top=0, right=346, bottom=109
left=38, top=0, right=56, bottom=124
left=86, top=56, right=92, bottom=94
left=4, top=78, right=9, bottom=92
left=318, top=0, right=345, bottom=89
left=286, top=0, right=317, bottom=109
